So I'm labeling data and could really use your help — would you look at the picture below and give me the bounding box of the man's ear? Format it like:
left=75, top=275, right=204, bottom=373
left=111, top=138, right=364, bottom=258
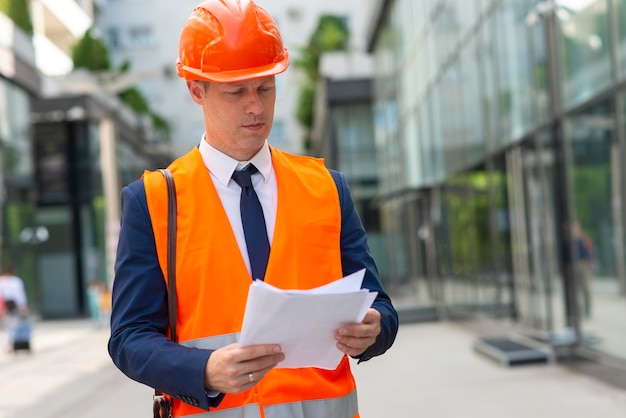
left=187, top=80, right=205, bottom=105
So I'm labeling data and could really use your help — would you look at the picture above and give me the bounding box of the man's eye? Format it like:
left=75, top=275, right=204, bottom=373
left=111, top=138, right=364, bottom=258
left=229, top=90, right=243, bottom=95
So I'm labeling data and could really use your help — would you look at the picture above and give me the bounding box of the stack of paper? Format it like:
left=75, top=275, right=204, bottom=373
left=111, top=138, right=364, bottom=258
left=239, top=269, right=377, bottom=370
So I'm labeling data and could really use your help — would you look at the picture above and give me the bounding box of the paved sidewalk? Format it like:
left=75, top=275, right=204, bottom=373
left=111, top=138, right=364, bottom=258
left=0, top=319, right=114, bottom=417
left=353, top=322, right=626, bottom=417
left=0, top=319, right=106, bottom=363
left=1, top=319, right=626, bottom=417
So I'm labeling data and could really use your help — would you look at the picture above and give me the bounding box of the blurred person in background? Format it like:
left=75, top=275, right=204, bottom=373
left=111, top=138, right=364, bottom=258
left=0, top=263, right=28, bottom=318
left=108, top=0, right=398, bottom=417
left=87, top=279, right=104, bottom=326
left=0, top=263, right=30, bottom=352
left=562, top=221, right=594, bottom=319
left=571, top=221, right=594, bottom=318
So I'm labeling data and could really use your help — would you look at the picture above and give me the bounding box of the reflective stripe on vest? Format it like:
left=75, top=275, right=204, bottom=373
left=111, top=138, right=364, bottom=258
left=264, top=391, right=358, bottom=418
left=180, top=333, right=239, bottom=350
left=180, top=404, right=262, bottom=418
left=178, top=391, right=358, bottom=418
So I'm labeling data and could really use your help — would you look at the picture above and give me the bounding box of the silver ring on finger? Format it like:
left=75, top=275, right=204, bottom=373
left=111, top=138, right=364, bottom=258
left=248, top=372, right=254, bottom=383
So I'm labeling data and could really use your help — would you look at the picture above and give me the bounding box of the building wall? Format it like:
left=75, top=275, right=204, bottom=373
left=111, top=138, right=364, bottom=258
left=0, top=8, right=41, bottom=314
left=311, top=51, right=388, bottom=286
left=30, top=94, right=171, bottom=318
left=31, top=0, right=95, bottom=76
left=369, top=0, right=626, bottom=364
left=1, top=2, right=174, bottom=318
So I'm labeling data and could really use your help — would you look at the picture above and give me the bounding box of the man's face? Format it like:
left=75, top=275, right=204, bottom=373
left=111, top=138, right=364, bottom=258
left=189, top=76, right=276, bottom=161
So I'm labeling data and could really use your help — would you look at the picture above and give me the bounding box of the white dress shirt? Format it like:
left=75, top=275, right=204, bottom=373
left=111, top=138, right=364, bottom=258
left=198, top=139, right=278, bottom=277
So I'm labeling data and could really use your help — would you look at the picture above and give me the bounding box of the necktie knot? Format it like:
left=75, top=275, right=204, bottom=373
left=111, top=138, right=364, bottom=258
left=232, top=165, right=258, bottom=194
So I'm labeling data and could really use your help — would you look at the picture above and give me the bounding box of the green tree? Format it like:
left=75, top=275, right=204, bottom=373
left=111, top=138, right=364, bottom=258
left=295, top=15, right=350, bottom=80
left=117, top=61, right=170, bottom=142
left=295, top=84, right=315, bottom=135
left=72, top=28, right=110, bottom=71
left=295, top=15, right=349, bottom=151
left=71, top=32, right=170, bottom=142
left=119, top=87, right=150, bottom=114
left=150, top=112, right=170, bottom=139
left=0, top=0, right=33, bottom=36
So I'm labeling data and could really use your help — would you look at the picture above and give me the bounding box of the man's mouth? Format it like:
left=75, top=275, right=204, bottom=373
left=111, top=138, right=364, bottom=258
left=244, top=122, right=264, bottom=131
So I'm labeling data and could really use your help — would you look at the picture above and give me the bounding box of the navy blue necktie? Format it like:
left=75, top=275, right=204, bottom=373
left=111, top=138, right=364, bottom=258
left=231, top=165, right=270, bottom=280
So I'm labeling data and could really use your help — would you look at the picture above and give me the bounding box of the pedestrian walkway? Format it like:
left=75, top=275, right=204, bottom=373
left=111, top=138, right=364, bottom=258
left=353, top=321, right=626, bottom=417
left=0, top=319, right=105, bottom=364
left=0, top=319, right=114, bottom=417
left=1, top=319, right=626, bottom=417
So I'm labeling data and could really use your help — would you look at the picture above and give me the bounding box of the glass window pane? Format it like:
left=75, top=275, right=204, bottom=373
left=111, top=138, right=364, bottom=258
left=462, top=37, right=487, bottom=163
left=529, top=10, right=551, bottom=124
left=494, top=0, right=534, bottom=142
left=557, top=0, right=612, bottom=108
left=335, top=104, right=378, bottom=181
left=419, top=98, right=435, bottom=184
left=478, top=16, right=500, bottom=151
left=615, top=0, right=626, bottom=80
left=403, top=111, right=421, bottom=187
left=565, top=99, right=626, bottom=358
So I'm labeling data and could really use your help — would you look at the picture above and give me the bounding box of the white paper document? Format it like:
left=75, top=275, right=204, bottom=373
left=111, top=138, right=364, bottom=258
left=238, top=269, right=377, bottom=370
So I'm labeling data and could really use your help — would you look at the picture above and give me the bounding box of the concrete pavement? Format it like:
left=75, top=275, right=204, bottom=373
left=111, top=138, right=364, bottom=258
left=1, top=319, right=626, bottom=417
left=353, top=322, right=626, bottom=417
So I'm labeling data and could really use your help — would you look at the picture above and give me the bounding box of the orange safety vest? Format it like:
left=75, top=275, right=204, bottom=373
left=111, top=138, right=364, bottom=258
left=144, top=147, right=360, bottom=418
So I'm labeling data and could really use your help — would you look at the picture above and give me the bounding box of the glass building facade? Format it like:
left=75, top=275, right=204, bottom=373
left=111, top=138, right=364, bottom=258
left=0, top=76, right=39, bottom=314
left=0, top=5, right=172, bottom=320
left=310, top=53, right=387, bottom=291
left=0, top=9, right=41, bottom=319
left=30, top=96, right=172, bottom=318
left=369, top=0, right=626, bottom=365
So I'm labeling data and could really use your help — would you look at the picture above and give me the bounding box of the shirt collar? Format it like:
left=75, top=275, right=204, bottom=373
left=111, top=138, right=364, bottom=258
left=198, top=136, right=272, bottom=187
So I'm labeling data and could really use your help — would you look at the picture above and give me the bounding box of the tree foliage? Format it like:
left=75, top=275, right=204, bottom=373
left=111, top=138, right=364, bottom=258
left=0, top=0, right=33, bottom=36
left=72, top=28, right=110, bottom=71
left=295, top=15, right=349, bottom=150
left=71, top=31, right=170, bottom=142
left=295, top=15, right=350, bottom=80
left=296, top=84, right=315, bottom=131
left=119, top=87, right=150, bottom=114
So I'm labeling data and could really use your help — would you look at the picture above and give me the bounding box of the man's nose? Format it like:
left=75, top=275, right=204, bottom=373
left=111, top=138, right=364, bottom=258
left=245, top=92, right=263, bottom=115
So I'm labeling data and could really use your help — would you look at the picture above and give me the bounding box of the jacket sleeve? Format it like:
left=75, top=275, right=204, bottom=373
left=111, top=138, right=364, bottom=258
left=329, top=169, right=399, bottom=362
left=108, top=179, right=224, bottom=410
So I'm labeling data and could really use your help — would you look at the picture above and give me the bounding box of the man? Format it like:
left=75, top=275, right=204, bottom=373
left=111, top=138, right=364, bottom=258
left=108, top=1, right=398, bottom=417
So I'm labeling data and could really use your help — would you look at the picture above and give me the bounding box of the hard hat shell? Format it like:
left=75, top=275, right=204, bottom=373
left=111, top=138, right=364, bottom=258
left=176, top=0, right=289, bottom=83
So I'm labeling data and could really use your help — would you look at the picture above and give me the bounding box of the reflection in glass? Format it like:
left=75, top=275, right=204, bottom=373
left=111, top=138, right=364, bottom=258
left=528, top=10, right=551, bottom=124
left=438, top=165, right=514, bottom=318
left=0, top=77, right=37, bottom=312
left=557, top=0, right=611, bottom=107
left=507, top=138, right=562, bottom=332
left=615, top=0, right=626, bottom=80
left=566, top=100, right=626, bottom=358
left=494, top=0, right=534, bottom=142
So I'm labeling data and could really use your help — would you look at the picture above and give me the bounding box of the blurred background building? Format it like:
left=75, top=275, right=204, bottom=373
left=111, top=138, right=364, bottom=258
left=0, top=0, right=171, bottom=319
left=0, top=0, right=41, bottom=316
left=355, top=0, right=626, bottom=374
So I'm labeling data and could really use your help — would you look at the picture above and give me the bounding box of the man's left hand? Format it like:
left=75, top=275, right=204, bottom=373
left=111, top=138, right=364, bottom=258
left=334, top=308, right=381, bottom=357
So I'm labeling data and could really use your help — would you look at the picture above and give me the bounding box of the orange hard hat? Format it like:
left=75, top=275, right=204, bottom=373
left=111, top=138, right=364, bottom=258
left=176, top=0, right=289, bottom=83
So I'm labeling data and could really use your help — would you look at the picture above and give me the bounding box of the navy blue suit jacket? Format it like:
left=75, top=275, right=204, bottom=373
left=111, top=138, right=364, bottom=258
left=108, top=169, right=399, bottom=411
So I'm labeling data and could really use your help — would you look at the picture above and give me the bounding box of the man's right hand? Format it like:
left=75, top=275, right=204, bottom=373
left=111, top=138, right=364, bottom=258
left=204, top=343, right=284, bottom=394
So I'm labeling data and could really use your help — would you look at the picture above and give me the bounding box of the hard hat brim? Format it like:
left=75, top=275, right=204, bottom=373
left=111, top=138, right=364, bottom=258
left=177, top=51, right=289, bottom=83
